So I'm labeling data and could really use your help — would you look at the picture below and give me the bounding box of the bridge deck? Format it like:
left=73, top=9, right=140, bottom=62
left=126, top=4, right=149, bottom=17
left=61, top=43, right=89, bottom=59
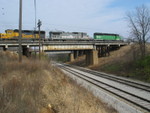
left=0, top=40, right=128, bottom=51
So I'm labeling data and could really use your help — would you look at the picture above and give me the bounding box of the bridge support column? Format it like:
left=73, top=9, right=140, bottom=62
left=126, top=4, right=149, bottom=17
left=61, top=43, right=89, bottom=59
left=86, top=50, right=98, bottom=65
left=78, top=50, right=84, bottom=56
left=74, top=50, right=79, bottom=59
left=98, top=46, right=110, bottom=57
left=69, top=51, right=74, bottom=62
left=106, top=46, right=110, bottom=56
left=101, top=46, right=106, bottom=57
left=3, top=47, right=7, bottom=51
left=97, top=47, right=101, bottom=57
left=3, top=45, right=8, bottom=51
left=22, top=46, right=31, bottom=57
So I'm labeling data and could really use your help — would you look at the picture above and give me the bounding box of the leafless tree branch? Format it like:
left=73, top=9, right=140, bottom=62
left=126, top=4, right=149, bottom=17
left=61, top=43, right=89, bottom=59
left=127, top=4, right=150, bottom=58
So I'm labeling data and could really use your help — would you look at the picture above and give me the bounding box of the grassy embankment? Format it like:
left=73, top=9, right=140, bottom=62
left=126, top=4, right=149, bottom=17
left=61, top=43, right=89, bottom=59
left=69, top=44, right=150, bottom=83
left=0, top=51, right=116, bottom=113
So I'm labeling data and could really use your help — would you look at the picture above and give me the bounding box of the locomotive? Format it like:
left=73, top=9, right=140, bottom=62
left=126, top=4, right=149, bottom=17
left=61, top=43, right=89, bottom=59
left=0, top=29, right=123, bottom=41
left=94, top=33, right=122, bottom=40
left=49, top=31, right=90, bottom=40
left=0, top=29, right=45, bottom=40
left=49, top=31, right=122, bottom=41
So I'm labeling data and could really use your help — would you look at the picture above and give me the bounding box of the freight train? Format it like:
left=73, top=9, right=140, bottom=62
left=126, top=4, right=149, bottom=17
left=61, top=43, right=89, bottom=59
left=0, top=29, right=45, bottom=40
left=0, top=29, right=123, bottom=41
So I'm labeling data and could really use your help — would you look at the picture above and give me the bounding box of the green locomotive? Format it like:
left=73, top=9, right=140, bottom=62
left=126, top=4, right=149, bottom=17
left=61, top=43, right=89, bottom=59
left=94, top=33, right=122, bottom=40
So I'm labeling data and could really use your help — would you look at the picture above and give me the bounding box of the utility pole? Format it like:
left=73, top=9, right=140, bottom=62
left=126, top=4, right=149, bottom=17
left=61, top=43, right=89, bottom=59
left=34, top=0, right=37, bottom=57
left=19, top=0, right=22, bottom=62
left=37, top=19, right=42, bottom=60
left=34, top=0, right=37, bottom=30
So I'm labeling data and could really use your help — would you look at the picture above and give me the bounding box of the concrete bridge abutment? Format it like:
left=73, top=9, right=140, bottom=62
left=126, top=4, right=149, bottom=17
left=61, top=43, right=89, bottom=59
left=69, top=51, right=75, bottom=62
left=69, top=50, right=98, bottom=65
left=86, top=50, right=98, bottom=65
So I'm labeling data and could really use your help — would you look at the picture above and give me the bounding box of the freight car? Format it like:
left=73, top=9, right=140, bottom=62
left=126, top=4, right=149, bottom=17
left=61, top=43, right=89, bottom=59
left=49, top=31, right=90, bottom=40
left=0, top=29, right=45, bottom=40
left=94, top=33, right=122, bottom=40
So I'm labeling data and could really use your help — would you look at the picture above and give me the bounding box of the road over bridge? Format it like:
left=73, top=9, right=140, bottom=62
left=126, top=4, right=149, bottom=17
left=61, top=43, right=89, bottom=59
left=0, top=40, right=128, bottom=65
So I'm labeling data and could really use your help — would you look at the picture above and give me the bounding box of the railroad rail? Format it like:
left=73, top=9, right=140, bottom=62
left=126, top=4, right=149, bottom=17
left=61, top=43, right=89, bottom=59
left=55, top=63, right=150, bottom=113
left=64, top=64, right=150, bottom=92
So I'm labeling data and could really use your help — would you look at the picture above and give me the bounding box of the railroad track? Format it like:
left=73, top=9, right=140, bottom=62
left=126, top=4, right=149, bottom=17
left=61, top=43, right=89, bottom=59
left=56, top=63, right=150, bottom=113
left=64, top=64, right=150, bottom=92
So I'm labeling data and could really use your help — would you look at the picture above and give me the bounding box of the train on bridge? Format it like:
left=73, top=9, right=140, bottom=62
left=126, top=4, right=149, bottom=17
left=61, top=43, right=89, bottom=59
left=0, top=29, right=45, bottom=39
left=0, top=29, right=123, bottom=41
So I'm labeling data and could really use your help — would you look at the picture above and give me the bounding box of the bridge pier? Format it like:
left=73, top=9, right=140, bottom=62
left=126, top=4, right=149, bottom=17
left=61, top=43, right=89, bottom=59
left=74, top=50, right=79, bottom=59
left=86, top=50, right=98, bottom=65
left=69, top=51, right=75, bottom=62
left=78, top=50, right=84, bottom=56
left=3, top=45, right=8, bottom=51
left=22, top=46, right=31, bottom=57
left=3, top=47, right=7, bottom=51
left=106, top=46, right=110, bottom=56
left=69, top=50, right=86, bottom=62
left=97, top=46, right=110, bottom=57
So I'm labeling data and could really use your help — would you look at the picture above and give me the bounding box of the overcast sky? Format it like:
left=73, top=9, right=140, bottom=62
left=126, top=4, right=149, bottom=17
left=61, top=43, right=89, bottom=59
left=0, top=0, right=150, bottom=37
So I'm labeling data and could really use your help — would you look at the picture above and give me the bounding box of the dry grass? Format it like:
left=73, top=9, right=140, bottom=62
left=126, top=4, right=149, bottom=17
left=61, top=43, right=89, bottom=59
left=0, top=51, right=117, bottom=113
left=89, top=44, right=150, bottom=71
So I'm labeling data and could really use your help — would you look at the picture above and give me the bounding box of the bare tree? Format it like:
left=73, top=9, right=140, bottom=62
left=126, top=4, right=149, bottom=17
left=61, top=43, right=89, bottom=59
left=127, top=5, right=150, bottom=58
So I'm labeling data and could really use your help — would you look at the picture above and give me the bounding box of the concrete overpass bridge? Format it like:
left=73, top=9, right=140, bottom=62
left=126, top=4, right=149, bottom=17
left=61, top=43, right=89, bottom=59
left=0, top=40, right=128, bottom=65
